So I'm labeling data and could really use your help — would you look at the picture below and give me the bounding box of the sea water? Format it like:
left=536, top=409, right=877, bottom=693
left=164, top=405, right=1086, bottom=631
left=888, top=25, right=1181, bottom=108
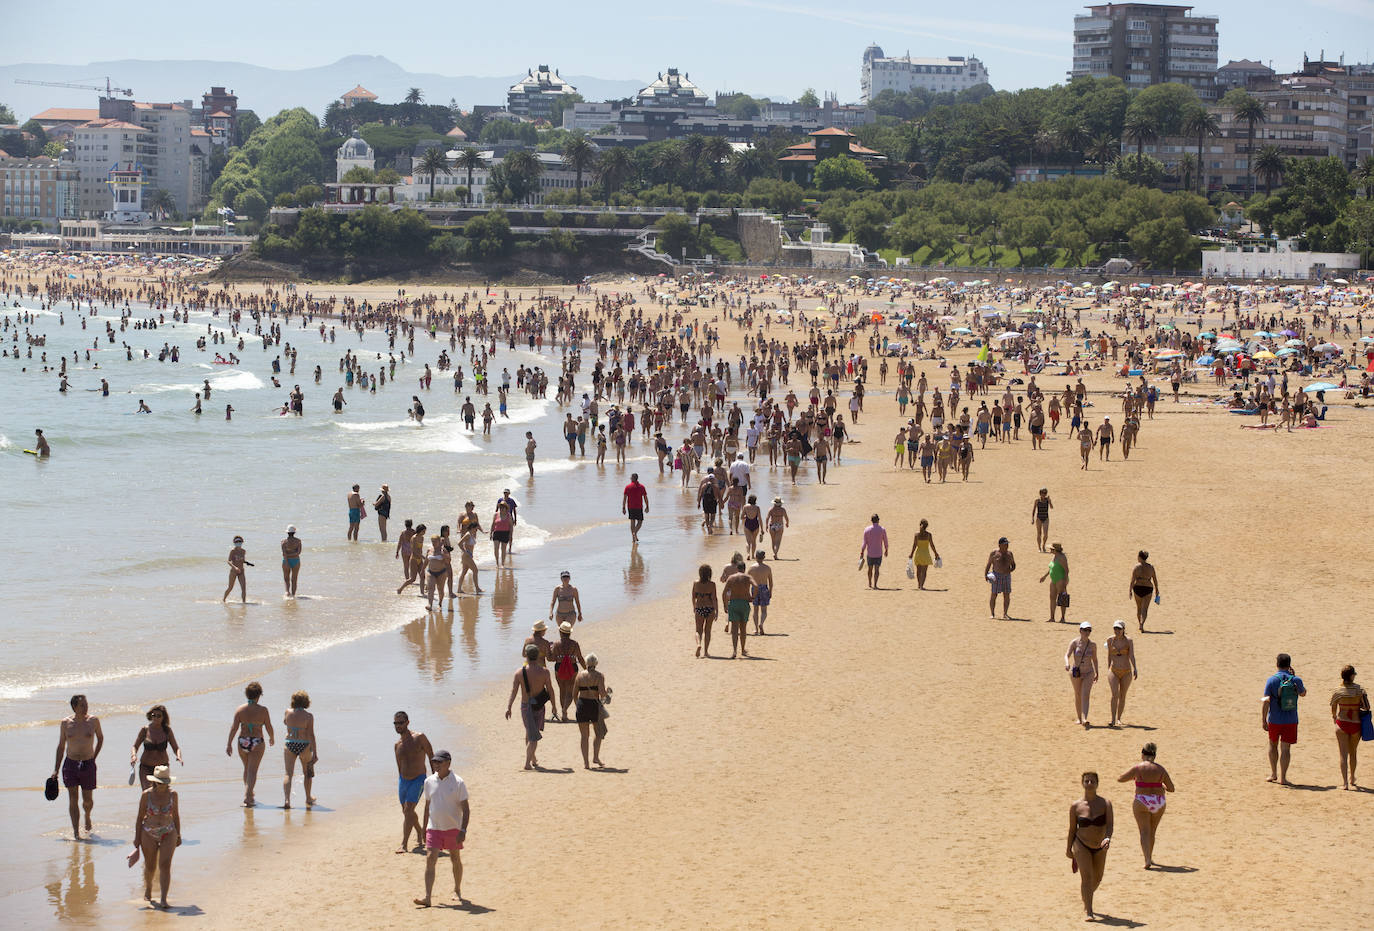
left=0, top=293, right=739, bottom=923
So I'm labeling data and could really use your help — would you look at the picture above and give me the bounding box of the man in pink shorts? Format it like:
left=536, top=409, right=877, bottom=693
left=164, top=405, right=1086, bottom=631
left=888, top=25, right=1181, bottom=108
left=414, top=750, right=470, bottom=907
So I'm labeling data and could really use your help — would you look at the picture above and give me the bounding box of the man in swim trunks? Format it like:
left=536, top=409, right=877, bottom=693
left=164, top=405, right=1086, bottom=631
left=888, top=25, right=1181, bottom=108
left=1261, top=653, right=1306, bottom=786
left=860, top=514, right=889, bottom=589
left=52, top=694, right=103, bottom=839
left=394, top=711, right=435, bottom=853
left=746, top=550, right=774, bottom=635
left=414, top=750, right=469, bottom=907
left=984, top=536, right=1016, bottom=619
left=347, top=484, right=363, bottom=541
left=721, top=563, right=756, bottom=659
left=1097, top=417, right=1115, bottom=461
left=622, top=473, right=648, bottom=543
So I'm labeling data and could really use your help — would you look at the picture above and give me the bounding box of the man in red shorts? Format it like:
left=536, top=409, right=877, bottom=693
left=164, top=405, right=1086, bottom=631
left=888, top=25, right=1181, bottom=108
left=415, top=750, right=469, bottom=907
left=1261, top=653, right=1306, bottom=786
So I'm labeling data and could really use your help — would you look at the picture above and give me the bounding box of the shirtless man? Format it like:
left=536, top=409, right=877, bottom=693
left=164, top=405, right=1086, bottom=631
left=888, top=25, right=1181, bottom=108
left=52, top=694, right=103, bottom=839
left=721, top=565, right=756, bottom=658
left=746, top=550, right=774, bottom=635
left=1097, top=417, right=1116, bottom=461
left=984, top=536, right=1016, bottom=620
left=222, top=535, right=252, bottom=603
left=813, top=435, right=831, bottom=484
left=281, top=525, right=302, bottom=596
left=393, top=711, right=434, bottom=854
left=549, top=571, right=582, bottom=627
left=347, top=484, right=363, bottom=541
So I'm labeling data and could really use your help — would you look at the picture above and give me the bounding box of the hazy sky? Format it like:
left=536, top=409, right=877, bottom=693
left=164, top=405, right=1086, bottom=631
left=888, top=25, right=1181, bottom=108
left=4, top=0, right=1371, bottom=99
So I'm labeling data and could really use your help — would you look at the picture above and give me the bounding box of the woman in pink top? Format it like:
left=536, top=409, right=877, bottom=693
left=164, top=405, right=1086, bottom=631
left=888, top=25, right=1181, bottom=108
left=491, top=502, right=513, bottom=567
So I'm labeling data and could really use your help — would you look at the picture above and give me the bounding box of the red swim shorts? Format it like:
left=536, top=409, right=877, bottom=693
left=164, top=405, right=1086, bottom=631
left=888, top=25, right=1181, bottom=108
left=1267, top=722, right=1298, bottom=744
left=425, top=828, right=463, bottom=851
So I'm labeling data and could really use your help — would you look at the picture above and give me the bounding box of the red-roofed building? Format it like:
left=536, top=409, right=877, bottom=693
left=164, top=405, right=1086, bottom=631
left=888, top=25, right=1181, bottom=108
left=2, top=153, right=80, bottom=227
left=778, top=127, right=887, bottom=185
left=341, top=85, right=379, bottom=109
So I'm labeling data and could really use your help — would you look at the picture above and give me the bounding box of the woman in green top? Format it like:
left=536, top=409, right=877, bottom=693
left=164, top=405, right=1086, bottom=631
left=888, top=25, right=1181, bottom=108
left=1040, top=542, right=1069, bottom=623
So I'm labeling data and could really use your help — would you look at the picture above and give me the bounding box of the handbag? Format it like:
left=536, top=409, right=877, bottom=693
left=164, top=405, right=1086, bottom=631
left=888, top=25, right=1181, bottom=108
left=1057, top=591, right=1071, bottom=608
left=905, top=560, right=916, bottom=579
left=1361, top=691, right=1374, bottom=741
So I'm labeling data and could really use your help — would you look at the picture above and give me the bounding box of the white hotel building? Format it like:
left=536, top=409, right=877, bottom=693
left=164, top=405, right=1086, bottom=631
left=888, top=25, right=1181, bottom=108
left=404, top=150, right=586, bottom=205
left=861, top=45, right=990, bottom=102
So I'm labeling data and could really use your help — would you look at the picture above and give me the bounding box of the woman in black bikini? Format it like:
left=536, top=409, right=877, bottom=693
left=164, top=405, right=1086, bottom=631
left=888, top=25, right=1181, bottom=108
left=691, top=564, right=718, bottom=658
left=225, top=681, right=273, bottom=807
left=573, top=654, right=610, bottom=769
left=740, top=495, right=763, bottom=557
left=1129, top=550, right=1161, bottom=632
left=1066, top=771, right=1113, bottom=921
left=130, top=705, right=183, bottom=790
left=281, top=690, right=317, bottom=809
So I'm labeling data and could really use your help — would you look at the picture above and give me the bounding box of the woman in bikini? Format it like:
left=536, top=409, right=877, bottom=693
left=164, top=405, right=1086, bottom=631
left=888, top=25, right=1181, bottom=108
left=127, top=764, right=181, bottom=909
left=505, top=643, right=554, bottom=770
left=765, top=497, right=789, bottom=559
left=1064, top=623, right=1098, bottom=727
left=1116, top=742, right=1174, bottom=869
left=726, top=478, right=746, bottom=534
left=397, top=522, right=427, bottom=597
left=1330, top=664, right=1368, bottom=789
left=281, top=690, right=318, bottom=809
left=1105, top=620, right=1138, bottom=726
left=490, top=501, right=513, bottom=567
left=1039, top=542, right=1069, bottom=624
left=1129, top=551, right=1161, bottom=632
left=225, top=681, right=273, bottom=807
left=907, top=519, right=940, bottom=591
left=424, top=532, right=452, bottom=611
left=1066, top=771, right=1113, bottom=922
left=573, top=654, right=610, bottom=769
left=691, top=564, right=718, bottom=658
left=740, top=494, right=763, bottom=556
left=130, top=704, right=182, bottom=790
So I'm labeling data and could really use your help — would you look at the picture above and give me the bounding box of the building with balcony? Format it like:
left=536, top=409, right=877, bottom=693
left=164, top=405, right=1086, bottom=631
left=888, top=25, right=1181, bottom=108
left=861, top=46, right=989, bottom=102
left=70, top=118, right=147, bottom=217
left=340, top=85, right=378, bottom=109
left=1215, top=59, right=1275, bottom=91
left=777, top=127, right=887, bottom=185
left=0, top=154, right=79, bottom=227
left=637, top=69, right=710, bottom=109
left=507, top=66, right=578, bottom=121
left=1071, top=4, right=1219, bottom=100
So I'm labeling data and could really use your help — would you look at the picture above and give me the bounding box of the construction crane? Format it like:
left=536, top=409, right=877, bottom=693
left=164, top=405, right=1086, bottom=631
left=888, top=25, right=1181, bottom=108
left=14, top=77, right=133, bottom=98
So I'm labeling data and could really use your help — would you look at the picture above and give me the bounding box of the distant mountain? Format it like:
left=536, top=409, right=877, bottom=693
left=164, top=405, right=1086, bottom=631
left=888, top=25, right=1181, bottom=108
left=1, top=55, right=647, bottom=121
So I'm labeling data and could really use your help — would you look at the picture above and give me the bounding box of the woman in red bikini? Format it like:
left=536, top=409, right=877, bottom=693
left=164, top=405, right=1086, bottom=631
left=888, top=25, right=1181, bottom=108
left=1117, top=742, right=1175, bottom=869
left=1330, top=664, right=1368, bottom=789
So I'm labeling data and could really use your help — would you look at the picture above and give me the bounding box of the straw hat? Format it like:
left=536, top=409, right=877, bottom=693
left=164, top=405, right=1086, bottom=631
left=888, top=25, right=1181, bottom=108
left=532, top=619, right=547, bottom=633
left=558, top=621, right=573, bottom=634
left=147, top=764, right=176, bottom=785
left=1050, top=542, right=1063, bottom=553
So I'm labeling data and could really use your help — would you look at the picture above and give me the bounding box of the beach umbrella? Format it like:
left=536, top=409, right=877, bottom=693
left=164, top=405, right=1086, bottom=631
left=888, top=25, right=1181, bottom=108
left=1156, top=350, right=1183, bottom=360
left=1313, top=342, right=1340, bottom=353
left=1284, top=339, right=1305, bottom=348
left=1282, top=329, right=1299, bottom=337
left=951, top=327, right=973, bottom=335
left=1197, top=354, right=1216, bottom=364
left=1253, top=350, right=1276, bottom=360
left=1333, top=278, right=1349, bottom=285
left=994, top=331, right=1023, bottom=341
left=1253, top=330, right=1275, bottom=338
left=1198, top=331, right=1215, bottom=339
left=1275, top=348, right=1297, bottom=356
left=1303, top=382, right=1338, bottom=392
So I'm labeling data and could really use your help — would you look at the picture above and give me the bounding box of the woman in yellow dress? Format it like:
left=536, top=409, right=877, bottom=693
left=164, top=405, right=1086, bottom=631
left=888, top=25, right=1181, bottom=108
left=907, top=519, right=941, bottom=591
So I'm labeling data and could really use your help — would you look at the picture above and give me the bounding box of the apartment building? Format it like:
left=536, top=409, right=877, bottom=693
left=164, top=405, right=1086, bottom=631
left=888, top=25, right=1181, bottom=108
left=1071, top=4, right=1219, bottom=100
left=0, top=154, right=79, bottom=227
left=70, top=118, right=147, bottom=216
left=861, top=46, right=989, bottom=102
left=506, top=66, right=578, bottom=121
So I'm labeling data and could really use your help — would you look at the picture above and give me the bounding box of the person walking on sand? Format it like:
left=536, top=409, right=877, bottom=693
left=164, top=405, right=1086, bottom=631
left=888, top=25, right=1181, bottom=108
left=1031, top=488, right=1053, bottom=552
left=549, top=571, right=582, bottom=628
left=1065, top=622, right=1098, bottom=727
left=222, top=535, right=252, bottom=603
left=393, top=711, right=435, bottom=853
left=622, top=472, right=648, bottom=543
left=1129, top=551, right=1160, bottom=632
left=766, top=497, right=789, bottom=559
left=549, top=622, right=585, bottom=722
left=1330, top=665, right=1368, bottom=789
left=506, top=644, right=554, bottom=770
left=130, top=705, right=182, bottom=790
left=281, top=690, right=318, bottom=809
left=860, top=513, right=889, bottom=589
left=908, top=519, right=940, bottom=590
left=574, top=654, right=610, bottom=769
left=226, top=681, right=273, bottom=807
left=747, top=550, right=774, bottom=635
left=1117, top=742, right=1174, bottom=869
left=126, top=765, right=181, bottom=910
left=1040, top=542, right=1069, bottom=624
left=347, top=484, right=364, bottom=542
left=524, top=431, right=537, bottom=477
left=1105, top=621, right=1138, bottom=727
left=1262, top=652, right=1306, bottom=785
left=52, top=694, right=103, bottom=839
left=1066, top=771, right=1112, bottom=922
left=691, top=564, right=718, bottom=658
left=281, top=525, right=302, bottom=597
left=722, top=564, right=756, bottom=658
left=413, top=750, right=469, bottom=908
left=984, top=537, right=1016, bottom=619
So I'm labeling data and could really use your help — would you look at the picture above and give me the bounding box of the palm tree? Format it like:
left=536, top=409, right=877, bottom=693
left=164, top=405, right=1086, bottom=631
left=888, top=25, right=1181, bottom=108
left=502, top=149, right=544, bottom=204
left=1055, top=119, right=1091, bottom=176
left=730, top=146, right=772, bottom=188
left=1226, top=91, right=1267, bottom=197
left=1353, top=154, right=1374, bottom=199
left=595, top=146, right=632, bottom=206
left=1176, top=152, right=1197, bottom=194
left=415, top=147, right=451, bottom=201
left=1253, top=145, right=1285, bottom=196
left=1182, top=107, right=1221, bottom=196
left=1123, top=112, right=1158, bottom=172
left=404, top=88, right=424, bottom=105
left=1086, top=134, right=1119, bottom=170
left=651, top=142, right=684, bottom=195
left=680, top=134, right=707, bottom=189
left=455, top=147, right=486, bottom=203
left=145, top=188, right=175, bottom=220
left=702, top=136, right=732, bottom=189
left=1033, top=129, right=1056, bottom=173
left=561, top=135, right=596, bottom=205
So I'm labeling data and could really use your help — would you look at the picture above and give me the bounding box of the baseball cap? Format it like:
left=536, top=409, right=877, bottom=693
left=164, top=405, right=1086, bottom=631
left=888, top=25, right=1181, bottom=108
left=432, top=749, right=452, bottom=763
left=1079, top=622, right=1093, bottom=630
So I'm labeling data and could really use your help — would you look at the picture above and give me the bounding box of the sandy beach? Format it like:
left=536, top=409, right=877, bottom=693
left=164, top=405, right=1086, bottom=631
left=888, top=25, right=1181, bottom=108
left=7, top=260, right=1374, bottom=928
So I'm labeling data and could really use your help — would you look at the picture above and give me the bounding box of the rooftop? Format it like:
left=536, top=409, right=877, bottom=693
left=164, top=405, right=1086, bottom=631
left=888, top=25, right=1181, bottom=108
left=32, top=107, right=100, bottom=124
left=78, top=119, right=145, bottom=132
left=342, top=85, right=378, bottom=101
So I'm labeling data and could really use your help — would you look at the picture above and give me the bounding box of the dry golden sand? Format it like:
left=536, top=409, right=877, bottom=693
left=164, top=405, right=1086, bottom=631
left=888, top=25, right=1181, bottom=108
left=42, top=269, right=1370, bottom=927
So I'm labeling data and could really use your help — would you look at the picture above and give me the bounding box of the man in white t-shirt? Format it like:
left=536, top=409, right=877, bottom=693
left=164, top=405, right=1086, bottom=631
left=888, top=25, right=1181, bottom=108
left=728, top=454, right=750, bottom=494
left=414, top=750, right=470, bottom=907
